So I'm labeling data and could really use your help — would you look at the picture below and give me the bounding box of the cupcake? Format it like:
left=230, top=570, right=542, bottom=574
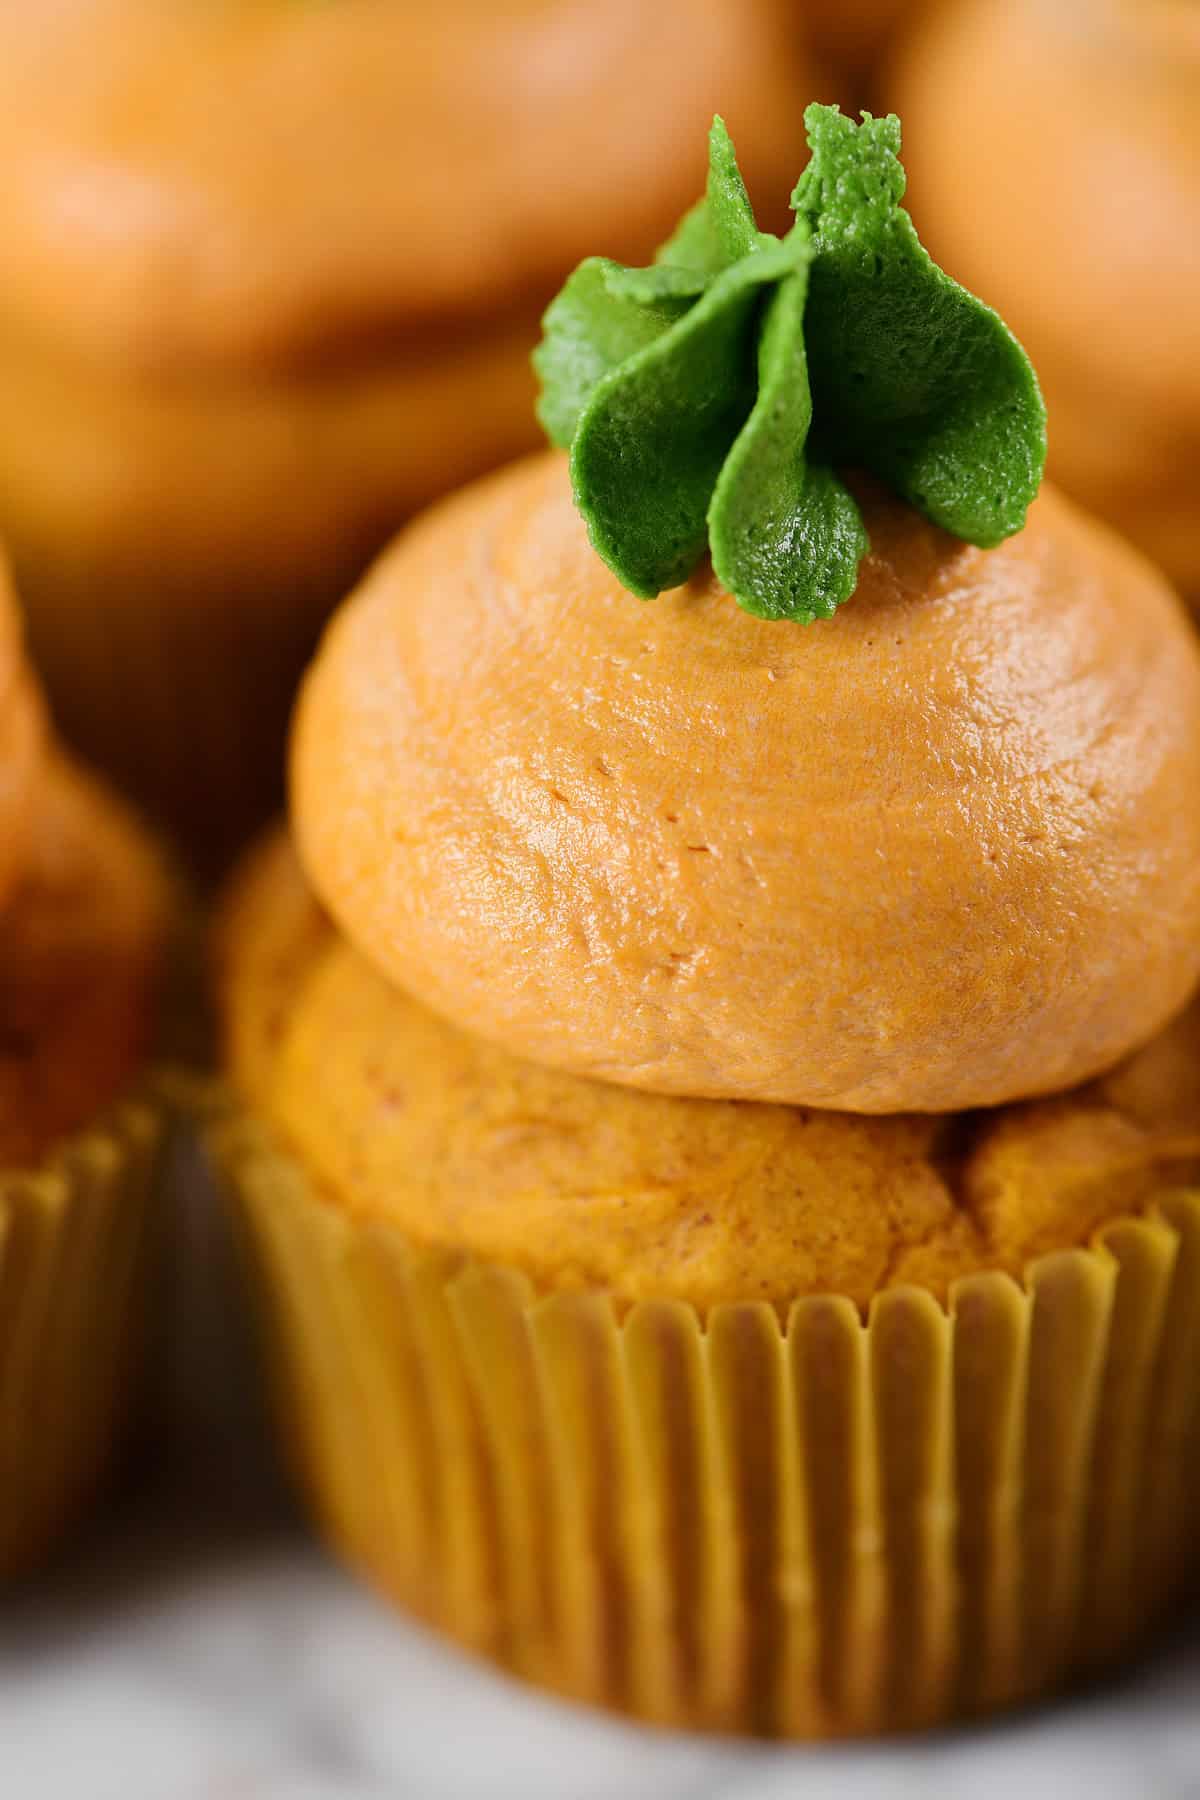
left=0, top=0, right=813, bottom=869
left=0, top=552, right=174, bottom=1577
left=214, top=110, right=1200, bottom=1735
left=891, top=0, right=1200, bottom=601
left=800, top=0, right=917, bottom=95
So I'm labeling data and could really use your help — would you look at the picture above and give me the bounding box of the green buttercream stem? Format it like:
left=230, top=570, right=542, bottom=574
left=535, top=104, right=1046, bottom=622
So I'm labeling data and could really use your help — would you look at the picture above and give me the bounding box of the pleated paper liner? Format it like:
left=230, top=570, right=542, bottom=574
left=216, top=1111, right=1200, bottom=1739
left=0, top=1099, right=166, bottom=1579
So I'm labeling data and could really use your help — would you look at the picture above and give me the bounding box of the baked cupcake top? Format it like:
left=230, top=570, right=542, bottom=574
left=0, top=0, right=808, bottom=368
left=0, top=753, right=172, bottom=1165
left=293, top=107, right=1200, bottom=1114
left=0, top=558, right=170, bottom=1163
left=221, top=832, right=1200, bottom=1312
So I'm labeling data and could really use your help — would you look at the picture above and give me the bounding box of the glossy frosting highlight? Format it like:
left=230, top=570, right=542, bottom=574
left=294, top=451, right=1200, bottom=1113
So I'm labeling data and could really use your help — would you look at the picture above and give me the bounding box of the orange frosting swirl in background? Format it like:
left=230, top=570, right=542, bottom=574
left=294, top=452, right=1200, bottom=1114
left=892, top=0, right=1200, bottom=596
left=0, top=0, right=810, bottom=370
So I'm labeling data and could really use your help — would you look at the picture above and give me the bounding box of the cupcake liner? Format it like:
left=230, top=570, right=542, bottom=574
left=216, top=1110, right=1200, bottom=1738
left=0, top=1099, right=166, bottom=1578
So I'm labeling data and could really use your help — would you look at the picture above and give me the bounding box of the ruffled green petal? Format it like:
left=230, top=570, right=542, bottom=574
left=604, top=264, right=711, bottom=309
left=794, top=104, right=1046, bottom=546
left=709, top=258, right=867, bottom=622
left=571, top=240, right=799, bottom=597
left=654, top=115, right=762, bottom=273
left=533, top=258, right=687, bottom=449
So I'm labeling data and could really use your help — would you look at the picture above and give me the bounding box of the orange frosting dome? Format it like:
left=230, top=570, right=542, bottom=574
left=293, top=452, right=1200, bottom=1114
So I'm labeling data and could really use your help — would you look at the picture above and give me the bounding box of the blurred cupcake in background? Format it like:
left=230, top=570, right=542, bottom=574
left=0, top=0, right=815, bottom=872
left=0, top=549, right=175, bottom=1579
left=799, top=0, right=918, bottom=98
left=213, top=113, right=1200, bottom=1735
left=892, top=0, right=1200, bottom=600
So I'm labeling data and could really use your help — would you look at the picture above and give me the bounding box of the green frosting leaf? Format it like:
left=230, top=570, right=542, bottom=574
left=793, top=107, right=1046, bottom=548
left=570, top=239, right=801, bottom=598
left=535, top=104, right=1047, bottom=621
left=604, top=264, right=710, bottom=309
left=534, top=115, right=760, bottom=452
left=654, top=115, right=762, bottom=274
left=534, top=259, right=686, bottom=449
left=709, top=245, right=868, bottom=622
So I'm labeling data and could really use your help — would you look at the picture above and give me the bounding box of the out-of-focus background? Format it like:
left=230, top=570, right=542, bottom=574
left=5, top=0, right=1194, bottom=879
left=0, top=0, right=1197, bottom=1793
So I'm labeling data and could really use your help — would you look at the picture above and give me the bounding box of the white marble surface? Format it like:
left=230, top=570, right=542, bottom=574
left=1, top=1485, right=1198, bottom=1800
